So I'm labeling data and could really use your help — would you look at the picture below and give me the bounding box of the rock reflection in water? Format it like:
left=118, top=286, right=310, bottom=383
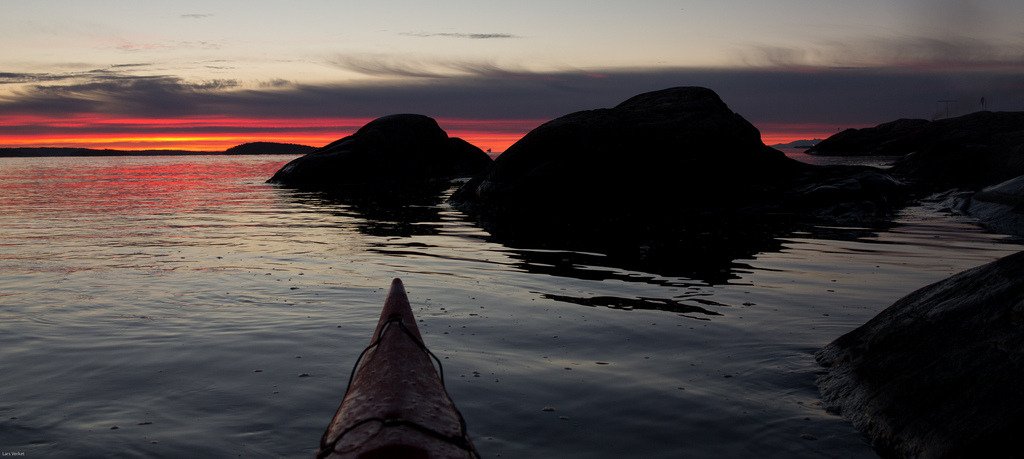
left=474, top=211, right=893, bottom=286
left=542, top=293, right=724, bottom=317
left=279, top=184, right=450, bottom=238
left=275, top=180, right=895, bottom=314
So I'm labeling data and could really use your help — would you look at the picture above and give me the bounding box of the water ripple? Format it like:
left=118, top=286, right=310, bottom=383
left=1, top=155, right=1021, bottom=458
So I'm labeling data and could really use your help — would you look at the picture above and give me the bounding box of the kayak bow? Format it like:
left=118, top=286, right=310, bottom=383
left=317, top=278, right=478, bottom=459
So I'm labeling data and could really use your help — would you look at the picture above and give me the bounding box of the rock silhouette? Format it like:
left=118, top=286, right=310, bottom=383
left=452, top=86, right=903, bottom=233
left=809, top=111, right=1024, bottom=190
left=268, top=114, right=490, bottom=190
left=948, top=174, right=1024, bottom=238
left=449, top=87, right=905, bottom=282
left=224, top=142, right=316, bottom=155
left=807, top=119, right=929, bottom=156
left=816, top=250, right=1024, bottom=457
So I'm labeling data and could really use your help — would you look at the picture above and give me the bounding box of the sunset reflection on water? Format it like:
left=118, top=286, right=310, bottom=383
left=0, top=155, right=1020, bottom=458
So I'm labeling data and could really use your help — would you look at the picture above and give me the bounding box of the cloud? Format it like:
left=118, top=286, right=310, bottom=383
left=180, top=13, right=213, bottom=19
left=0, top=72, right=78, bottom=84
left=327, top=55, right=537, bottom=80
left=0, top=64, right=154, bottom=85
left=896, top=0, right=989, bottom=38
left=109, top=63, right=154, bottom=69
left=401, top=32, right=520, bottom=39
left=739, top=33, right=1024, bottom=70
left=258, top=79, right=292, bottom=88
left=116, top=42, right=165, bottom=52
left=737, top=1, right=1022, bottom=70
left=327, top=55, right=452, bottom=78
left=3, top=73, right=240, bottom=117
left=116, top=40, right=221, bottom=52
left=3, top=64, right=1023, bottom=134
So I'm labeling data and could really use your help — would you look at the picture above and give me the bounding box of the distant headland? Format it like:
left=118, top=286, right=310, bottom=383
left=0, top=141, right=316, bottom=158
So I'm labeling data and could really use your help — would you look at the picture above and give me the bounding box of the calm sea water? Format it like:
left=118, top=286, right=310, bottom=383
left=1, top=154, right=1020, bottom=458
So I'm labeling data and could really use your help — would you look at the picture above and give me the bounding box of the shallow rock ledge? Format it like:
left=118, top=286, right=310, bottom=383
left=816, top=250, right=1024, bottom=457
left=961, top=175, right=1024, bottom=238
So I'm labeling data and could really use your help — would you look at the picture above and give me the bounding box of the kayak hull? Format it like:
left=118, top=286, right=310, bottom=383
left=317, top=278, right=476, bottom=459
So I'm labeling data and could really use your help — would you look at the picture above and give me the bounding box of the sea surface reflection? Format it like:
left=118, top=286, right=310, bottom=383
left=1, top=155, right=1020, bottom=457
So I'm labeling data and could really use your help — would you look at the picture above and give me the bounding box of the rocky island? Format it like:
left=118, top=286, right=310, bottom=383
left=451, top=86, right=904, bottom=237
left=808, top=111, right=1024, bottom=190
left=445, top=86, right=905, bottom=280
left=224, top=142, right=316, bottom=155
left=268, top=114, right=491, bottom=191
left=808, top=110, right=1024, bottom=238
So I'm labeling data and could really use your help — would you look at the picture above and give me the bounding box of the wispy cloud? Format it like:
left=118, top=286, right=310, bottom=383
left=109, top=63, right=154, bottom=69
left=738, top=0, right=1024, bottom=71
left=180, top=13, right=213, bottom=19
left=327, top=55, right=451, bottom=78
left=0, top=72, right=78, bottom=84
left=327, top=55, right=532, bottom=79
left=116, top=40, right=221, bottom=52
left=258, top=79, right=292, bottom=88
left=401, top=31, right=520, bottom=39
left=740, top=35, right=1024, bottom=70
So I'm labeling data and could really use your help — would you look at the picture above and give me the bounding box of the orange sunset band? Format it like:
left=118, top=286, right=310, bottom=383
left=0, top=114, right=833, bottom=152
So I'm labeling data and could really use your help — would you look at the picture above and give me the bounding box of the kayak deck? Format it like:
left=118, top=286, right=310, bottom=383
left=317, top=278, right=478, bottom=458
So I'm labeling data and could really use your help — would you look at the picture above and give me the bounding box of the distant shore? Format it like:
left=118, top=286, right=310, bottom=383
left=1, top=147, right=232, bottom=157
left=0, top=142, right=316, bottom=158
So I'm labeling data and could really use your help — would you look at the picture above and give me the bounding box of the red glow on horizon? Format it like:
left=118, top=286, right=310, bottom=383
left=0, top=114, right=374, bottom=129
left=0, top=114, right=546, bottom=152
left=0, top=133, right=336, bottom=151
left=0, top=112, right=842, bottom=153
left=758, top=122, right=847, bottom=145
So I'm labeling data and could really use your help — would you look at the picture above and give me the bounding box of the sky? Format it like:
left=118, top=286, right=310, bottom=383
left=1, top=0, right=1023, bottom=151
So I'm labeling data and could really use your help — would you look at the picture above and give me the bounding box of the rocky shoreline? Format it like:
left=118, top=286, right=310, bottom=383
left=267, top=86, right=1024, bottom=456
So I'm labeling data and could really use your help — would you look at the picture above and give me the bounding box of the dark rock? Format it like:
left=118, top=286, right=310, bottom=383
left=453, top=87, right=793, bottom=217
left=807, top=119, right=930, bottom=156
left=816, top=250, right=1024, bottom=457
left=953, top=175, right=1024, bottom=238
left=224, top=142, right=316, bottom=155
left=268, top=114, right=490, bottom=190
left=452, top=86, right=904, bottom=237
left=446, top=137, right=493, bottom=177
left=974, top=174, right=1024, bottom=209
left=450, top=87, right=907, bottom=282
left=891, top=113, right=1024, bottom=190
left=784, top=166, right=906, bottom=222
left=771, top=139, right=823, bottom=150
left=809, top=111, right=1024, bottom=190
